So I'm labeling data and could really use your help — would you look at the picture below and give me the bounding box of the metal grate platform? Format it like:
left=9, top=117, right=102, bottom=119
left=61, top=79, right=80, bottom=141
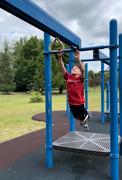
left=53, top=131, right=121, bottom=157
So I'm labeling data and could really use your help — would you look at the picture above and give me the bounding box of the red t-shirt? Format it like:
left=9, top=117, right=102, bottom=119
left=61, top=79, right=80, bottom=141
left=64, top=71, right=86, bottom=105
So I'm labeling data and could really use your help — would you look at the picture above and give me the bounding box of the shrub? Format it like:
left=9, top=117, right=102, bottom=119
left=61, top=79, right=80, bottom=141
left=29, top=89, right=43, bottom=103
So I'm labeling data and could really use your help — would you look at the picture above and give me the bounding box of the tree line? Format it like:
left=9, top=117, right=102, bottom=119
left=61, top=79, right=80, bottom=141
left=0, top=36, right=110, bottom=94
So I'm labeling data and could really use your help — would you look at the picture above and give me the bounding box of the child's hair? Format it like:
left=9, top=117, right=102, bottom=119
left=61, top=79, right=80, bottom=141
left=72, top=64, right=81, bottom=71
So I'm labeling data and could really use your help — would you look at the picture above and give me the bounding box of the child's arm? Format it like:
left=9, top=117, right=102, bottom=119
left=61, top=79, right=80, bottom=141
left=74, top=50, right=85, bottom=79
left=57, top=51, right=66, bottom=75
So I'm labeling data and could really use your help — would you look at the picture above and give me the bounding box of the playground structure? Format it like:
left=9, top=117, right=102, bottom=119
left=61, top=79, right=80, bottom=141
left=0, top=0, right=122, bottom=180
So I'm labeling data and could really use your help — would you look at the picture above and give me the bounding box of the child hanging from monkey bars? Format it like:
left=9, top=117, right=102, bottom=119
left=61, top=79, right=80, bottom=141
left=57, top=49, right=89, bottom=131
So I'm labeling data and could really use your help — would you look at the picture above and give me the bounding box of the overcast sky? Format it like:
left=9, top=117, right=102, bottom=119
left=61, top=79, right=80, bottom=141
left=0, top=0, right=122, bottom=72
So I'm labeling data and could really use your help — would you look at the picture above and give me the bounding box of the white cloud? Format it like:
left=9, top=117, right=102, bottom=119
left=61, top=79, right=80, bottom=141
left=0, top=0, right=122, bottom=72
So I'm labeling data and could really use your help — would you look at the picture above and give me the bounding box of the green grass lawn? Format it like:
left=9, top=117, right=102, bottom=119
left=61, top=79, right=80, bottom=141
left=0, top=92, right=46, bottom=143
left=0, top=89, right=103, bottom=143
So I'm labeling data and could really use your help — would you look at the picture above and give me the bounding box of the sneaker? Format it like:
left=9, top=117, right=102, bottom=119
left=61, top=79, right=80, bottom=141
left=83, top=123, right=89, bottom=132
left=80, top=121, right=89, bottom=132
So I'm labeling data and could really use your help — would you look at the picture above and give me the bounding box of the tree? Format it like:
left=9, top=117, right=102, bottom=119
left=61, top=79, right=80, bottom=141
left=0, top=39, right=15, bottom=94
left=13, top=36, right=42, bottom=91
left=88, top=70, right=94, bottom=79
left=104, top=71, right=109, bottom=88
left=34, top=49, right=45, bottom=93
left=34, top=40, right=69, bottom=94
left=13, top=36, right=69, bottom=93
left=51, top=54, right=66, bottom=93
left=88, top=70, right=101, bottom=89
left=52, top=41, right=69, bottom=93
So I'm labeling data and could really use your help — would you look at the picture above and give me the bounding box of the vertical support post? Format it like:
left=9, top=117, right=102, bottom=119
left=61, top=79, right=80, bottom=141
left=44, top=32, right=53, bottom=168
left=85, top=63, right=88, bottom=110
left=110, top=19, right=119, bottom=180
left=119, top=33, right=122, bottom=155
left=106, top=82, right=110, bottom=118
left=69, top=46, right=75, bottom=132
left=66, top=64, right=69, bottom=116
left=101, top=61, right=105, bottom=123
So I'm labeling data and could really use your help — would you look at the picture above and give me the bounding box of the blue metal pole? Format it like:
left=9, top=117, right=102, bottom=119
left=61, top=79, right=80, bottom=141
left=101, top=61, right=105, bottom=123
left=45, top=45, right=116, bottom=54
left=106, top=82, right=110, bottom=118
left=66, top=64, right=69, bottom=116
left=119, top=33, right=122, bottom=155
left=85, top=63, right=88, bottom=110
left=110, top=19, right=119, bottom=180
left=44, top=32, right=53, bottom=168
left=69, top=46, right=75, bottom=132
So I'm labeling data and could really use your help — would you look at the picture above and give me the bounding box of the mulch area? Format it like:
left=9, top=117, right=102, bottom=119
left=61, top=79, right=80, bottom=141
left=0, top=111, right=100, bottom=171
